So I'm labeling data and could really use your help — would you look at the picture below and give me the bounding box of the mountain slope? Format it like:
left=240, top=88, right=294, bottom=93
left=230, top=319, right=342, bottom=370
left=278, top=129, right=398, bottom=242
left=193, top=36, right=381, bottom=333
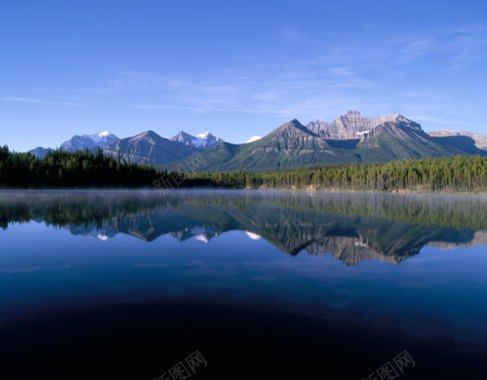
left=428, top=130, right=487, bottom=150
left=170, top=131, right=222, bottom=150
left=60, top=135, right=97, bottom=152
left=60, top=131, right=119, bottom=152
left=195, top=113, right=484, bottom=171
left=199, top=119, right=360, bottom=171
left=105, top=130, right=194, bottom=165
left=356, top=115, right=462, bottom=162
left=307, top=110, right=398, bottom=139
left=29, top=147, right=54, bottom=158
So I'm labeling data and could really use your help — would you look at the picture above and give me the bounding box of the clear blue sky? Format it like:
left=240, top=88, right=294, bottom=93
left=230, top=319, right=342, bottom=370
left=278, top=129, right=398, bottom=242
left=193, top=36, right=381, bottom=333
left=1, top=0, right=486, bottom=151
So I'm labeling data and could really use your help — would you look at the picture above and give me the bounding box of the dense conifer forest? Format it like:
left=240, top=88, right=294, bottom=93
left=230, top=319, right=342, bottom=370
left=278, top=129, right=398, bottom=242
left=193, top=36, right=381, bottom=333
left=1, top=145, right=486, bottom=193
left=187, top=155, right=487, bottom=193
left=0, top=146, right=160, bottom=187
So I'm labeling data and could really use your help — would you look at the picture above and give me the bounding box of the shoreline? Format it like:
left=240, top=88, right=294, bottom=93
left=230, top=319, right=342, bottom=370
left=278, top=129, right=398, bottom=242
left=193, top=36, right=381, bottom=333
left=0, top=186, right=486, bottom=197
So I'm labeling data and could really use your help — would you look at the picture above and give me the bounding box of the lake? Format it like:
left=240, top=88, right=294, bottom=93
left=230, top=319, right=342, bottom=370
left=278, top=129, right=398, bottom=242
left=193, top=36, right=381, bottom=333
left=0, top=189, right=486, bottom=379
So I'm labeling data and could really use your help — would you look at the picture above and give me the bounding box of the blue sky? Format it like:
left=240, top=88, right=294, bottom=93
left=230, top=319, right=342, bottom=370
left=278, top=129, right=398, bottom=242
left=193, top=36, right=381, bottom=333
left=1, top=0, right=486, bottom=151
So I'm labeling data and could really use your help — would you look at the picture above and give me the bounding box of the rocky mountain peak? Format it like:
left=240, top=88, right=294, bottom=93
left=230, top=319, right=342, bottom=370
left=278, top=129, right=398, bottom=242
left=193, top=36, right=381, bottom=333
left=132, top=130, right=163, bottom=143
left=60, top=131, right=120, bottom=152
left=196, top=131, right=213, bottom=139
left=307, top=111, right=418, bottom=140
left=171, top=131, right=195, bottom=143
left=171, top=131, right=223, bottom=150
left=274, top=119, right=317, bottom=137
left=170, top=130, right=222, bottom=150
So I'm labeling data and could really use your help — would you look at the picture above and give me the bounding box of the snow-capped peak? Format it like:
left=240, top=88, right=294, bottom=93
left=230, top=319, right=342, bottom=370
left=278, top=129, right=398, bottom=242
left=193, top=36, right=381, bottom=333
left=196, top=132, right=212, bottom=139
left=171, top=131, right=221, bottom=150
left=59, top=131, right=120, bottom=151
left=84, top=131, right=118, bottom=144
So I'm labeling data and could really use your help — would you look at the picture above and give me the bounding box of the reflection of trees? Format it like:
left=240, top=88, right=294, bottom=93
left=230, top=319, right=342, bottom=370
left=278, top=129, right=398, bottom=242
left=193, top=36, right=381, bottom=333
left=0, top=191, right=173, bottom=229
left=0, top=191, right=486, bottom=265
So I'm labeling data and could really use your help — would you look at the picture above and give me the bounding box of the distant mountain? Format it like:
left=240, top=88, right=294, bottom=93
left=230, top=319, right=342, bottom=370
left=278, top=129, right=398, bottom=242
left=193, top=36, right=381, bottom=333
left=196, top=119, right=360, bottom=171
left=29, top=147, right=53, bottom=158
left=307, top=110, right=398, bottom=139
left=306, top=111, right=455, bottom=159
left=86, top=131, right=119, bottom=146
left=28, top=130, right=221, bottom=165
left=170, top=131, right=222, bottom=150
left=192, top=112, right=483, bottom=171
left=105, top=130, right=194, bottom=165
left=355, top=114, right=464, bottom=162
left=428, top=129, right=487, bottom=150
left=60, top=131, right=119, bottom=152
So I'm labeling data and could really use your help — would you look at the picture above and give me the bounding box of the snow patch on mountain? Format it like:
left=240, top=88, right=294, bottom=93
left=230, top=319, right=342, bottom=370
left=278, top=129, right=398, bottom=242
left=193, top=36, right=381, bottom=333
left=247, top=135, right=262, bottom=143
left=60, top=131, right=119, bottom=152
left=196, top=132, right=211, bottom=139
left=356, top=130, right=371, bottom=136
left=171, top=131, right=222, bottom=150
left=85, top=131, right=118, bottom=145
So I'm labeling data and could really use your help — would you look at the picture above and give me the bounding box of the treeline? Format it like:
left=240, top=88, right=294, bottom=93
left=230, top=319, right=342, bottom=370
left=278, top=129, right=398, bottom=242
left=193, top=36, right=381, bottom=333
left=1, top=146, right=486, bottom=192
left=187, top=155, right=487, bottom=193
left=0, top=146, right=163, bottom=187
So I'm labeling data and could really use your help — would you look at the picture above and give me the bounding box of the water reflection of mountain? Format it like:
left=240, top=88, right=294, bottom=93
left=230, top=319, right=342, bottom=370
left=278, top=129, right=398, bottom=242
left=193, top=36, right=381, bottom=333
left=1, top=190, right=486, bottom=265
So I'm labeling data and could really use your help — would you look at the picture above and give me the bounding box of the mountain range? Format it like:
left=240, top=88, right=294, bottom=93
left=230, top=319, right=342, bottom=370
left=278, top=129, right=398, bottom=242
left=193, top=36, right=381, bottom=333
left=28, top=111, right=487, bottom=171
left=30, top=130, right=224, bottom=165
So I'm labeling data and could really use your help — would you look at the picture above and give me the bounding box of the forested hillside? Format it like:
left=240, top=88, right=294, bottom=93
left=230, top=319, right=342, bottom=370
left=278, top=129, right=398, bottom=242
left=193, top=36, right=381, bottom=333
left=188, top=155, right=487, bottom=193
left=0, top=146, right=161, bottom=187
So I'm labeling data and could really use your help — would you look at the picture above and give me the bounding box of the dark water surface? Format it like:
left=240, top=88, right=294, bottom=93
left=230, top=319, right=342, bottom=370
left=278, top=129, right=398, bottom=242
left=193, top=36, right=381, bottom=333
left=0, top=189, right=486, bottom=379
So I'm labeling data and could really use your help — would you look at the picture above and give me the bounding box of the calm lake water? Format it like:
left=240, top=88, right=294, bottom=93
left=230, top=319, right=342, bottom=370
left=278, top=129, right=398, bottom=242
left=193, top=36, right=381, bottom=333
left=0, top=189, right=486, bottom=379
